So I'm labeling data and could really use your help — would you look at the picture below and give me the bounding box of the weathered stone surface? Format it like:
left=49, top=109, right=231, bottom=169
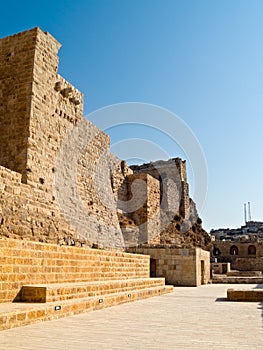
left=131, top=159, right=211, bottom=250
left=127, top=246, right=210, bottom=286
left=212, top=240, right=263, bottom=271
left=0, top=28, right=209, bottom=252
left=0, top=28, right=124, bottom=248
left=0, top=238, right=151, bottom=303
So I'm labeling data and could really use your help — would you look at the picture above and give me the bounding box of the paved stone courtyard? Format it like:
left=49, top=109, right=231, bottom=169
left=0, top=284, right=262, bottom=350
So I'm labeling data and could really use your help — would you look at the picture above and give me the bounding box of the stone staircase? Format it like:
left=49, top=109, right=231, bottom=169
left=0, top=239, right=173, bottom=330
left=212, top=274, right=263, bottom=284
left=18, top=278, right=167, bottom=302
left=0, top=280, right=172, bottom=331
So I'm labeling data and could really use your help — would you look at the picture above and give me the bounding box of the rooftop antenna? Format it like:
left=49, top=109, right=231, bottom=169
left=244, top=203, right=247, bottom=224
left=248, top=201, right=252, bottom=222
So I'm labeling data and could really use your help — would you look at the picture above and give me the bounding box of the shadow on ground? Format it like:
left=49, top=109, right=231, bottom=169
left=257, top=302, right=263, bottom=323
left=253, top=284, right=263, bottom=289
left=215, top=297, right=228, bottom=302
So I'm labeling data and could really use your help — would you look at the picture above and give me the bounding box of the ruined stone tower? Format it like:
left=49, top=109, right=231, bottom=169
left=0, top=28, right=209, bottom=251
left=0, top=28, right=124, bottom=247
left=0, top=28, right=83, bottom=184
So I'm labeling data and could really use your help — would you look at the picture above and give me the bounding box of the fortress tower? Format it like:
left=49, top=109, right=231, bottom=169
left=0, top=28, right=124, bottom=247
left=0, top=28, right=83, bottom=185
left=0, top=27, right=209, bottom=251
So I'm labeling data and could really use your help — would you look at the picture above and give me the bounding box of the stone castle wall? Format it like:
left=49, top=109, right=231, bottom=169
left=212, top=240, right=263, bottom=271
left=0, top=29, right=37, bottom=177
left=0, top=28, right=125, bottom=248
left=131, top=158, right=189, bottom=218
left=118, top=173, right=161, bottom=246
left=0, top=28, right=209, bottom=251
left=130, top=159, right=210, bottom=249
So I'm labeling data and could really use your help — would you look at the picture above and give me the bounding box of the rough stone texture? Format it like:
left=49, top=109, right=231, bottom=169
left=0, top=28, right=124, bottom=248
left=131, top=159, right=211, bottom=250
left=212, top=241, right=263, bottom=271
left=0, top=238, right=151, bottom=303
left=211, top=262, right=231, bottom=274
left=118, top=173, right=161, bottom=246
left=0, top=29, right=40, bottom=177
left=227, top=288, right=263, bottom=302
left=131, top=158, right=188, bottom=217
left=0, top=27, right=210, bottom=253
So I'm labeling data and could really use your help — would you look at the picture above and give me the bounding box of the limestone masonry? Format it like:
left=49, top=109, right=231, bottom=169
left=0, top=28, right=212, bottom=330
left=0, top=27, right=210, bottom=251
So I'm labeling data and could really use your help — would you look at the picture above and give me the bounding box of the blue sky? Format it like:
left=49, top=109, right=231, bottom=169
left=1, top=0, right=263, bottom=231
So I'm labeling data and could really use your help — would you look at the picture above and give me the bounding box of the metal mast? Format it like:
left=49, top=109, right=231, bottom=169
left=248, top=202, right=252, bottom=222
left=244, top=203, right=247, bottom=224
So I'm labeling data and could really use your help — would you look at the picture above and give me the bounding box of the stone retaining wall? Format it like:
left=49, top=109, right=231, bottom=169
left=0, top=238, right=150, bottom=303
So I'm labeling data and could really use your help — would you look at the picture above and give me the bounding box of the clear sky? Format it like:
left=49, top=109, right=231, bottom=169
left=1, top=0, right=263, bottom=231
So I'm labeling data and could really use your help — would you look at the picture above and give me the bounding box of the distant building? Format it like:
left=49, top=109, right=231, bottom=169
left=211, top=222, right=263, bottom=272
left=210, top=221, right=263, bottom=242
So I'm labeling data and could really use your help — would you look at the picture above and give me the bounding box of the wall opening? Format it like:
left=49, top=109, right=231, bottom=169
left=230, top=245, right=239, bottom=256
left=150, top=258, right=157, bottom=277
left=222, top=263, right=228, bottom=274
left=213, top=247, right=221, bottom=256
left=248, top=245, right=256, bottom=255
left=201, top=260, right=205, bottom=284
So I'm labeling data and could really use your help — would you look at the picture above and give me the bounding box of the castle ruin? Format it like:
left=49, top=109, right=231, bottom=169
left=0, top=28, right=210, bottom=330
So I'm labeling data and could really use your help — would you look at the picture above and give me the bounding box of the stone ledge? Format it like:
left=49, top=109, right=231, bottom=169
left=0, top=285, right=173, bottom=331
left=212, top=275, right=263, bottom=284
left=227, top=288, right=263, bottom=302
left=18, top=278, right=166, bottom=302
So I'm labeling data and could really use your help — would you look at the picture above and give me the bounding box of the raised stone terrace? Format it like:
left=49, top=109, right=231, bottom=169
left=0, top=239, right=172, bottom=330
left=0, top=284, right=262, bottom=349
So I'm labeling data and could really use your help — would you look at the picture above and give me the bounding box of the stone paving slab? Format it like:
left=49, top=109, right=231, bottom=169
left=0, top=284, right=263, bottom=350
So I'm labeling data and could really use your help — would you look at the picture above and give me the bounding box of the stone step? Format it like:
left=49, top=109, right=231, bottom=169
left=212, top=275, right=263, bottom=284
left=0, top=285, right=174, bottom=331
left=19, top=278, right=166, bottom=303
left=227, top=288, right=263, bottom=302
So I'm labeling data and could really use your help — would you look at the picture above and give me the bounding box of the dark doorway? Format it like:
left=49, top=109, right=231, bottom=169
left=201, top=260, right=205, bottom=284
left=230, top=245, right=239, bottom=255
left=150, top=259, right=157, bottom=277
left=222, top=263, right=228, bottom=274
left=248, top=245, right=256, bottom=255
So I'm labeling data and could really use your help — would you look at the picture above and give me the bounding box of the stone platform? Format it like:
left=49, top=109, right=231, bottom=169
left=1, top=284, right=262, bottom=350
left=212, top=274, right=263, bottom=284
left=0, top=282, right=172, bottom=331
left=0, top=239, right=173, bottom=330
left=227, top=288, right=263, bottom=302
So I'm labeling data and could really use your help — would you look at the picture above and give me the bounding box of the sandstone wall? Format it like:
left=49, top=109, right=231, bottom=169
left=0, top=29, right=37, bottom=177
left=131, top=158, right=189, bottom=218
left=0, top=28, right=124, bottom=248
left=0, top=238, right=150, bottom=303
left=0, top=28, right=209, bottom=252
left=131, top=159, right=210, bottom=250
left=0, top=165, right=73, bottom=242
left=117, top=173, right=161, bottom=246
left=212, top=241, right=263, bottom=271
left=127, top=246, right=210, bottom=286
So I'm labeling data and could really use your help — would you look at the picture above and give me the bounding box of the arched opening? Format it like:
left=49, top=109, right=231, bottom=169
left=248, top=245, right=256, bottom=255
left=230, top=245, right=239, bottom=255
left=213, top=247, right=221, bottom=256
